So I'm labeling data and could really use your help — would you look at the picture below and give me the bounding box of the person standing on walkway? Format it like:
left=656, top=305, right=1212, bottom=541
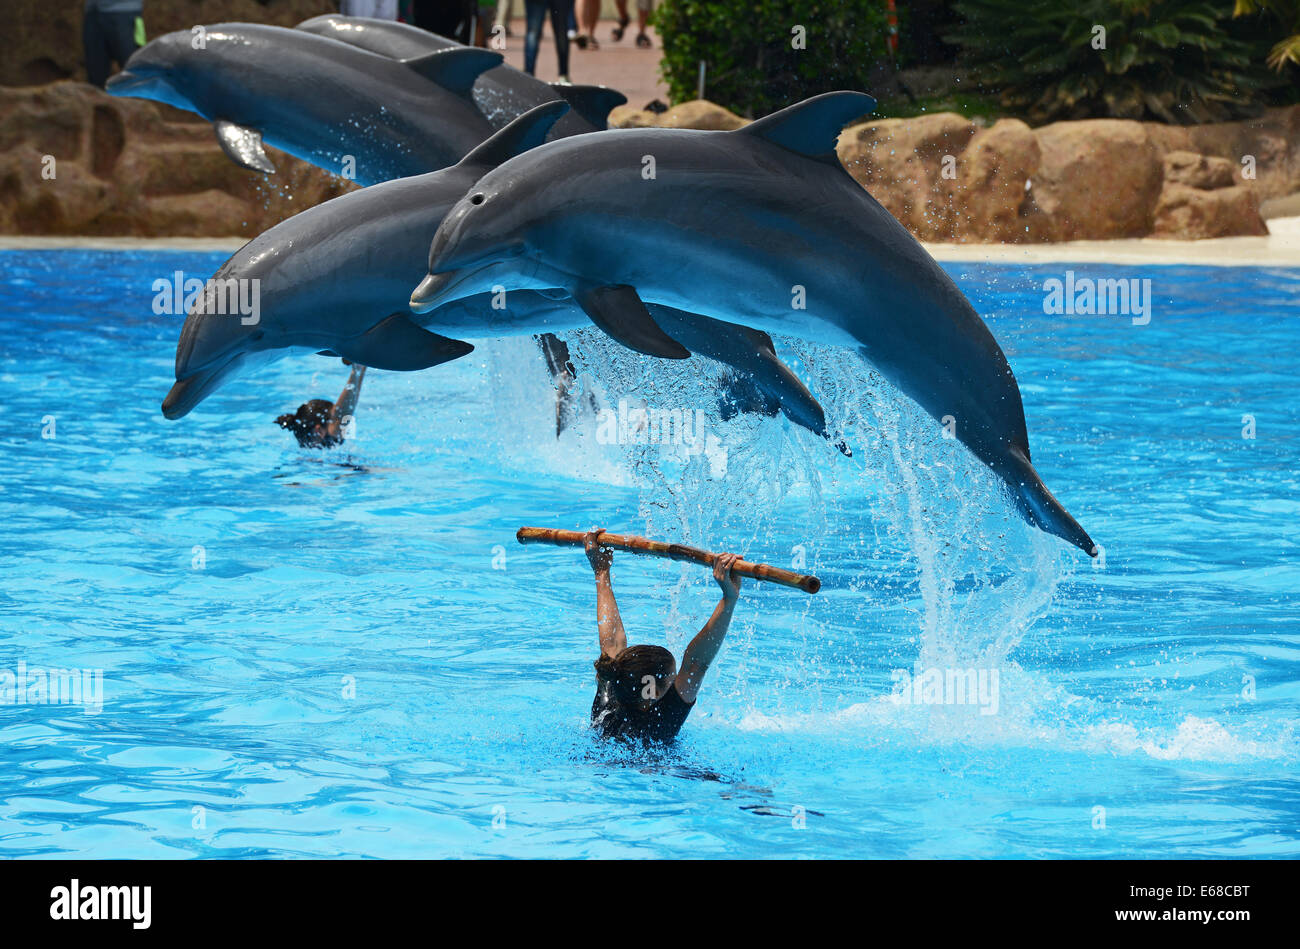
left=83, top=0, right=143, bottom=88
left=523, top=0, right=574, bottom=81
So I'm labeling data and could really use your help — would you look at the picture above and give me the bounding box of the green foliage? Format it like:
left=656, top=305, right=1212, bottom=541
left=876, top=92, right=1002, bottom=122
left=1235, top=0, right=1300, bottom=69
left=948, top=0, right=1295, bottom=124
left=653, top=0, right=890, bottom=118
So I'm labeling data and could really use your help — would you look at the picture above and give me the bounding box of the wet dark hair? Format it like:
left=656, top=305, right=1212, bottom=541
left=595, top=645, right=677, bottom=708
left=275, top=399, right=338, bottom=449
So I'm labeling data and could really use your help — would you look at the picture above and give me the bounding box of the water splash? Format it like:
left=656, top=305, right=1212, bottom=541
left=554, top=329, right=1068, bottom=682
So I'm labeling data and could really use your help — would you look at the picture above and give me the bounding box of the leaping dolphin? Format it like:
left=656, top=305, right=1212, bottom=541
left=163, top=102, right=833, bottom=449
left=295, top=14, right=626, bottom=138
left=107, top=22, right=502, bottom=184
left=410, top=92, right=1097, bottom=555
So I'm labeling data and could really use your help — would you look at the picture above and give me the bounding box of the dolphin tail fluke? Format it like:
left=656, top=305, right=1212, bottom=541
left=547, top=83, right=628, bottom=128
left=334, top=313, right=474, bottom=371
left=1006, top=446, right=1097, bottom=557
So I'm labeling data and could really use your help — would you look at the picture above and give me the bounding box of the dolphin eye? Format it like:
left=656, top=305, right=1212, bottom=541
left=470, top=193, right=486, bottom=206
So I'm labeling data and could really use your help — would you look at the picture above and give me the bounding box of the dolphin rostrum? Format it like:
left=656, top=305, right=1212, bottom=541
left=294, top=14, right=626, bottom=139
left=107, top=22, right=502, bottom=184
left=410, top=92, right=1097, bottom=555
left=163, top=102, right=832, bottom=447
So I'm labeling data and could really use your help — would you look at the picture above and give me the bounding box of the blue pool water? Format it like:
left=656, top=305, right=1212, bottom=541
left=0, top=249, right=1296, bottom=858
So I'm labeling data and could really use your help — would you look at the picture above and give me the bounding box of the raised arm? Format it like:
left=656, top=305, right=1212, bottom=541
left=586, top=529, right=626, bottom=660
left=674, top=552, right=742, bottom=704
left=329, top=363, right=367, bottom=437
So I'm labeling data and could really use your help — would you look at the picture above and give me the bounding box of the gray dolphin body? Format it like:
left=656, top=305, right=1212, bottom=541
left=412, top=92, right=1097, bottom=555
left=295, top=15, right=625, bottom=139
left=163, top=102, right=830, bottom=445
left=106, top=22, right=502, bottom=184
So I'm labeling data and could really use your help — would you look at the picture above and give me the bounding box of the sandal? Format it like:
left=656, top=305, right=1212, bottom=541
left=635, top=33, right=651, bottom=49
left=612, top=14, right=630, bottom=41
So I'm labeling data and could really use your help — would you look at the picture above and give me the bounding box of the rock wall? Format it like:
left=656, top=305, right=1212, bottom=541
left=0, top=83, right=1291, bottom=240
left=614, top=100, right=1291, bottom=242
left=7, top=0, right=335, bottom=87
left=0, top=82, right=354, bottom=237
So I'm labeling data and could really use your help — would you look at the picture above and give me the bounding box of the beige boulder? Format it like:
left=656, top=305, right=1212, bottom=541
left=1163, top=150, right=1237, bottom=190
left=1153, top=183, right=1268, bottom=240
left=607, top=105, right=662, bottom=129
left=1146, top=105, right=1300, bottom=201
left=658, top=100, right=750, bottom=131
left=1032, top=120, right=1164, bottom=239
left=837, top=113, right=977, bottom=241
left=956, top=118, right=1056, bottom=243
left=609, top=100, right=749, bottom=131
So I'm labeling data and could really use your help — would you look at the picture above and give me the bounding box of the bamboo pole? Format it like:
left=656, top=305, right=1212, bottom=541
left=515, top=527, right=821, bottom=594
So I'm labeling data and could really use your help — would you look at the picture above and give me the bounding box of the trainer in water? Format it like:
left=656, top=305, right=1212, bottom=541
left=276, top=361, right=366, bottom=449
left=584, top=530, right=743, bottom=744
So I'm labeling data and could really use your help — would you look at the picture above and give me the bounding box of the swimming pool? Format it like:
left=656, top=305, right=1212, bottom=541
left=0, top=250, right=1296, bottom=858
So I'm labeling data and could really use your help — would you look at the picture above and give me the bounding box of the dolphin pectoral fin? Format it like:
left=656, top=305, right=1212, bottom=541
left=1006, top=445, right=1097, bottom=557
left=401, top=48, right=503, bottom=96
left=333, top=314, right=474, bottom=372
left=214, top=121, right=276, bottom=174
left=547, top=83, right=628, bottom=128
left=458, top=101, right=570, bottom=171
left=575, top=285, right=691, bottom=359
left=739, top=91, right=878, bottom=167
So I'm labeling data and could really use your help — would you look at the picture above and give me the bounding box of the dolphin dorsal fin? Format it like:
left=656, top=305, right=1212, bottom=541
left=739, top=91, right=877, bottom=166
left=547, top=83, right=627, bottom=128
left=401, top=47, right=503, bottom=96
left=458, top=101, right=570, bottom=170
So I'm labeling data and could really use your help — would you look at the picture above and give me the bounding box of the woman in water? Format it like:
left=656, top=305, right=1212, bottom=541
left=585, top=529, right=744, bottom=744
left=275, top=362, right=366, bottom=449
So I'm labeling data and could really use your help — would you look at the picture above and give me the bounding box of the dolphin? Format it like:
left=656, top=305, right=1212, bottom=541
left=410, top=92, right=1097, bottom=555
left=294, top=14, right=626, bottom=139
left=163, top=101, right=832, bottom=448
left=106, top=22, right=503, bottom=184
